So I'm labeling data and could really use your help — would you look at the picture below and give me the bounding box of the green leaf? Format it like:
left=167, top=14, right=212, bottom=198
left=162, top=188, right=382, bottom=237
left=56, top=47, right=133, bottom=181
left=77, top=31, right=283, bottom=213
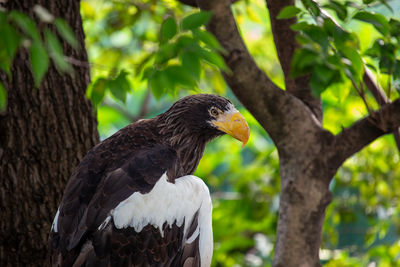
left=2, top=24, right=20, bottom=60
left=341, top=48, right=364, bottom=81
left=0, top=82, right=7, bottom=112
left=303, top=24, right=329, bottom=51
left=195, top=48, right=229, bottom=72
left=0, top=22, right=20, bottom=76
left=164, top=65, right=196, bottom=88
left=314, top=64, right=335, bottom=84
left=181, top=11, right=212, bottom=31
left=160, top=17, right=178, bottom=43
left=149, top=70, right=166, bottom=99
left=323, top=18, right=336, bottom=36
left=301, top=0, right=320, bottom=17
left=44, top=29, right=72, bottom=73
left=54, top=18, right=79, bottom=49
left=389, top=18, right=400, bottom=37
left=0, top=11, right=6, bottom=25
left=0, top=52, right=11, bottom=75
left=154, top=42, right=179, bottom=65
left=310, top=72, right=325, bottom=96
left=393, top=60, right=400, bottom=80
left=290, top=21, right=311, bottom=31
left=310, top=64, right=342, bottom=96
left=277, top=6, right=302, bottom=19
left=192, top=29, right=223, bottom=51
left=107, top=70, right=131, bottom=102
left=9, top=11, right=41, bottom=41
left=353, top=11, right=389, bottom=35
left=181, top=51, right=201, bottom=80
left=90, top=78, right=107, bottom=106
left=323, top=1, right=348, bottom=21
left=333, top=27, right=359, bottom=50
left=291, top=48, right=319, bottom=77
left=141, top=66, right=154, bottom=81
left=30, top=41, right=49, bottom=87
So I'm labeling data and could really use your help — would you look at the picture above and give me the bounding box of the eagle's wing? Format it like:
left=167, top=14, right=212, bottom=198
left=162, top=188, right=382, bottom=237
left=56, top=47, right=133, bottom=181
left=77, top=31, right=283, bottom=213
left=49, top=144, right=213, bottom=267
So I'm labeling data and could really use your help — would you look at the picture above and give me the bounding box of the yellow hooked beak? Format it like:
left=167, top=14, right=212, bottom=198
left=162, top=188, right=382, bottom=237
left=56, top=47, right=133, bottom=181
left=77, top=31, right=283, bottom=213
left=211, top=111, right=250, bottom=147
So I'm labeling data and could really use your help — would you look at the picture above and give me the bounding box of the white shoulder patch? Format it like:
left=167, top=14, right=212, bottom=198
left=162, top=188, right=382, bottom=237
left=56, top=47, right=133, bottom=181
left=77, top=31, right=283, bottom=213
left=111, top=173, right=213, bottom=267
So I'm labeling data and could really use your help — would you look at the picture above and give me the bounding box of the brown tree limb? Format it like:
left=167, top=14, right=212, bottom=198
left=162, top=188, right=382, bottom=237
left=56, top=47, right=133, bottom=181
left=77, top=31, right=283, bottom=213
left=363, top=68, right=400, bottom=151
left=265, top=0, right=297, bottom=88
left=266, top=0, right=322, bottom=121
left=330, top=98, right=400, bottom=169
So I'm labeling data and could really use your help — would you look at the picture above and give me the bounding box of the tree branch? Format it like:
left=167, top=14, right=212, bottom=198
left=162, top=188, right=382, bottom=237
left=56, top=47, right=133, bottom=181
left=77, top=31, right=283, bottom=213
left=103, top=89, right=152, bottom=122
left=363, top=68, right=400, bottom=151
left=136, top=88, right=151, bottom=121
left=265, top=0, right=297, bottom=88
left=265, top=0, right=322, bottom=121
left=330, top=99, right=400, bottom=169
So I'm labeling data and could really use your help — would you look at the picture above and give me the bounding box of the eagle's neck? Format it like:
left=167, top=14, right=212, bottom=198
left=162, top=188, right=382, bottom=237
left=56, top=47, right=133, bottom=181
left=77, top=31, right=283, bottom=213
left=174, top=135, right=207, bottom=175
left=155, top=116, right=210, bottom=177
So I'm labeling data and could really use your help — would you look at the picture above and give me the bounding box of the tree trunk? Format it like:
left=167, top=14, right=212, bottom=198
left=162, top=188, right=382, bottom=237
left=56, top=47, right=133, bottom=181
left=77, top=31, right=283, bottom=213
left=0, top=0, right=98, bottom=265
left=273, top=161, right=333, bottom=267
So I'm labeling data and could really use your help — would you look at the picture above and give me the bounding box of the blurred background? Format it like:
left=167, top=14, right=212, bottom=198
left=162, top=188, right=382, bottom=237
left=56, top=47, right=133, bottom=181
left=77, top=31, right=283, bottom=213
left=79, top=0, right=400, bottom=266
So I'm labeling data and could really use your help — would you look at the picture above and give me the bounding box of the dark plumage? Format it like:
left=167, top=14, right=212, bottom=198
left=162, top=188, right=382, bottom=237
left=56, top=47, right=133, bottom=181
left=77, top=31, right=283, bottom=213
left=49, top=94, right=249, bottom=267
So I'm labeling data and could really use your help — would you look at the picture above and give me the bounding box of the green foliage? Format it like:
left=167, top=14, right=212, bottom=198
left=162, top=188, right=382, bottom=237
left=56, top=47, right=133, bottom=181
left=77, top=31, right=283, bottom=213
left=0, top=7, right=79, bottom=109
left=145, top=11, right=228, bottom=99
left=181, top=11, right=212, bottom=30
left=277, top=6, right=302, bottom=19
left=87, top=70, right=132, bottom=106
left=290, top=0, right=400, bottom=97
left=160, top=17, right=178, bottom=43
left=30, top=41, right=50, bottom=87
left=107, top=70, right=131, bottom=102
left=0, top=83, right=6, bottom=111
left=54, top=18, right=80, bottom=49
left=353, top=11, right=389, bottom=35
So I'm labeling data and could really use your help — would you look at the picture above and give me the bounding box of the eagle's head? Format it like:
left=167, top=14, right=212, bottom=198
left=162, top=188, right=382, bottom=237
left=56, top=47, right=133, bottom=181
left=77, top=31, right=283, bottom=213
left=159, top=94, right=250, bottom=147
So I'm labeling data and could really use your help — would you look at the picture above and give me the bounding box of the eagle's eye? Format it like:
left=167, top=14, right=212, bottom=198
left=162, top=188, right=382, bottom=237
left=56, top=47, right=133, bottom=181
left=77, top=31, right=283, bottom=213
left=209, top=107, right=219, bottom=117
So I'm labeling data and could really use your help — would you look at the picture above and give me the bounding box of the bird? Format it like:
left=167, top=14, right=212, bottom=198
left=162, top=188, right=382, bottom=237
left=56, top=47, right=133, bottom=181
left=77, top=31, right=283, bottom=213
left=49, top=94, right=250, bottom=267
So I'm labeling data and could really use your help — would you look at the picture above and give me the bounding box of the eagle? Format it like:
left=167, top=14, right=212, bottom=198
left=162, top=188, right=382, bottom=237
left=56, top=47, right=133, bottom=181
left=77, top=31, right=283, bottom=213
left=49, top=94, right=250, bottom=267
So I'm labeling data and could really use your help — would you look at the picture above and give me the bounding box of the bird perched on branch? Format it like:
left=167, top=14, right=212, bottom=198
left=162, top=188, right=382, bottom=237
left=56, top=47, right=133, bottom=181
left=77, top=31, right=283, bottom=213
left=49, top=94, right=250, bottom=267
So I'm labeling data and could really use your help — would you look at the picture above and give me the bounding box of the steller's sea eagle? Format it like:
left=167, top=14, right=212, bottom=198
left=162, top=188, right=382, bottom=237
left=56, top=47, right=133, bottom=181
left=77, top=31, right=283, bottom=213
left=49, top=94, right=250, bottom=267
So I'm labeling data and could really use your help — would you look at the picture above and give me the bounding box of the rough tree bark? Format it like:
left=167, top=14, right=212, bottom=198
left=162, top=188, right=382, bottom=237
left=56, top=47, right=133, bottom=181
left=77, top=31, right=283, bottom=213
left=0, top=0, right=98, bottom=266
left=178, top=0, right=400, bottom=266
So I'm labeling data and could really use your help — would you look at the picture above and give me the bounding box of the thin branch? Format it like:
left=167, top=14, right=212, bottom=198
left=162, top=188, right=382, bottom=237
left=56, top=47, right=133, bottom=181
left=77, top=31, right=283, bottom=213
left=136, top=88, right=151, bottom=121
left=176, top=0, right=238, bottom=8
left=265, top=0, right=322, bottom=121
left=330, top=98, right=400, bottom=169
left=265, top=0, right=297, bottom=88
left=103, top=89, right=152, bottom=122
left=103, top=98, right=136, bottom=121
